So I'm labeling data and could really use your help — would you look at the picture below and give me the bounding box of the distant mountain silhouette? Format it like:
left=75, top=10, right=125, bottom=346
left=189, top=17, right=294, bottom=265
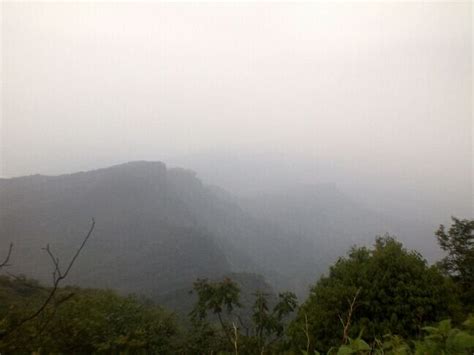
left=0, top=161, right=437, bottom=301
left=239, top=183, right=440, bottom=266
left=0, top=162, right=229, bottom=296
left=0, top=162, right=311, bottom=298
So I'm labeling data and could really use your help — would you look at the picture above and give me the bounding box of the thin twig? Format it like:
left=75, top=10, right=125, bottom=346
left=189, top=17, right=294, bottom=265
left=217, top=312, right=235, bottom=349
left=235, top=313, right=249, bottom=337
left=43, top=244, right=61, bottom=283
left=0, top=243, right=13, bottom=269
left=232, top=321, right=239, bottom=355
left=304, top=312, right=310, bottom=353
left=340, top=287, right=362, bottom=344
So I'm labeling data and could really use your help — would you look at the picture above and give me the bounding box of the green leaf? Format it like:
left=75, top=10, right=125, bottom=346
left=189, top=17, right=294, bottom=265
left=337, top=345, right=355, bottom=355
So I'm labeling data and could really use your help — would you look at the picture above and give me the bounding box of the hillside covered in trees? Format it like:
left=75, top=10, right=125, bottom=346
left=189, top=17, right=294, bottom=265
left=0, top=161, right=442, bottom=299
left=0, top=163, right=472, bottom=354
left=0, top=211, right=472, bottom=353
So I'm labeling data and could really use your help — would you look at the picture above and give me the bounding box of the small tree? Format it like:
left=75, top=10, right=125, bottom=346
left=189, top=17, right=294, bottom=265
left=289, top=236, right=459, bottom=353
left=252, top=291, right=298, bottom=354
left=190, top=277, right=241, bottom=352
left=190, top=277, right=297, bottom=354
left=435, top=217, right=474, bottom=310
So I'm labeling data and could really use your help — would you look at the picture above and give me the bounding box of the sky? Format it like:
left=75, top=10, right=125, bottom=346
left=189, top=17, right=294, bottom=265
left=1, top=2, right=472, bottom=218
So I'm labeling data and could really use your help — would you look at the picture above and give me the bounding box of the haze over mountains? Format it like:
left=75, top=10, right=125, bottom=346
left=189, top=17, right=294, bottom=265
left=1, top=4, right=472, bottom=352
left=2, top=4, right=470, bottom=304
left=0, top=161, right=447, bottom=302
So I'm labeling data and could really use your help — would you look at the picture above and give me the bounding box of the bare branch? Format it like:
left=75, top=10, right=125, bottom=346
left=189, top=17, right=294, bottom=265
left=232, top=321, right=239, bottom=355
left=0, top=218, right=95, bottom=339
left=62, top=218, right=95, bottom=279
left=42, top=244, right=62, bottom=283
left=36, top=292, right=76, bottom=338
left=303, top=312, right=311, bottom=353
left=0, top=243, right=13, bottom=270
left=339, top=287, right=362, bottom=344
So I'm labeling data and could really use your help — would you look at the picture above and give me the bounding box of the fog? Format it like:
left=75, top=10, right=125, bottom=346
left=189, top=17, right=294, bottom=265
left=1, top=2, right=472, bottom=222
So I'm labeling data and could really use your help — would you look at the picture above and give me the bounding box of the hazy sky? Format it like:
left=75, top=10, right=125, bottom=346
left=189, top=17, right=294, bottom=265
left=1, top=2, right=472, bottom=215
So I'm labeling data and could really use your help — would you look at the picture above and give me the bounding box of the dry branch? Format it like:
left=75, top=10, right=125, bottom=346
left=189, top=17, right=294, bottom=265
left=0, top=243, right=13, bottom=270
left=0, top=218, right=95, bottom=339
left=339, top=287, right=362, bottom=344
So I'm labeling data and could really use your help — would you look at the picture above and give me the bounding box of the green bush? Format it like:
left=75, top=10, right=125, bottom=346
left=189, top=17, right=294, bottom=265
left=289, top=236, right=461, bottom=353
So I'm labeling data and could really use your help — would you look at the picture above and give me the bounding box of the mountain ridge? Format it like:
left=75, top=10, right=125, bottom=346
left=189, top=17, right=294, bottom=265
left=0, top=160, right=437, bottom=301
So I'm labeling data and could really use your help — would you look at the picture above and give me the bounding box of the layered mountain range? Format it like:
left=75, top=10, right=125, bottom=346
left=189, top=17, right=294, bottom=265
left=0, top=161, right=438, bottom=300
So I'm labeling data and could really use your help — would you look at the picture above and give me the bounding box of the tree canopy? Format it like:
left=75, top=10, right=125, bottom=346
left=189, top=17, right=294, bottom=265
left=0, top=278, right=178, bottom=354
left=1, top=218, right=473, bottom=354
left=436, top=217, right=474, bottom=311
left=289, top=236, right=460, bottom=353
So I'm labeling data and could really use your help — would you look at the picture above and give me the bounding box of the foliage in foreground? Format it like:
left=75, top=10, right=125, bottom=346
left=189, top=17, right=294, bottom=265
left=0, top=217, right=471, bottom=354
left=0, top=278, right=178, bottom=354
left=301, top=316, right=474, bottom=355
left=436, top=217, right=474, bottom=312
left=289, top=235, right=461, bottom=352
left=187, top=277, right=298, bottom=354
